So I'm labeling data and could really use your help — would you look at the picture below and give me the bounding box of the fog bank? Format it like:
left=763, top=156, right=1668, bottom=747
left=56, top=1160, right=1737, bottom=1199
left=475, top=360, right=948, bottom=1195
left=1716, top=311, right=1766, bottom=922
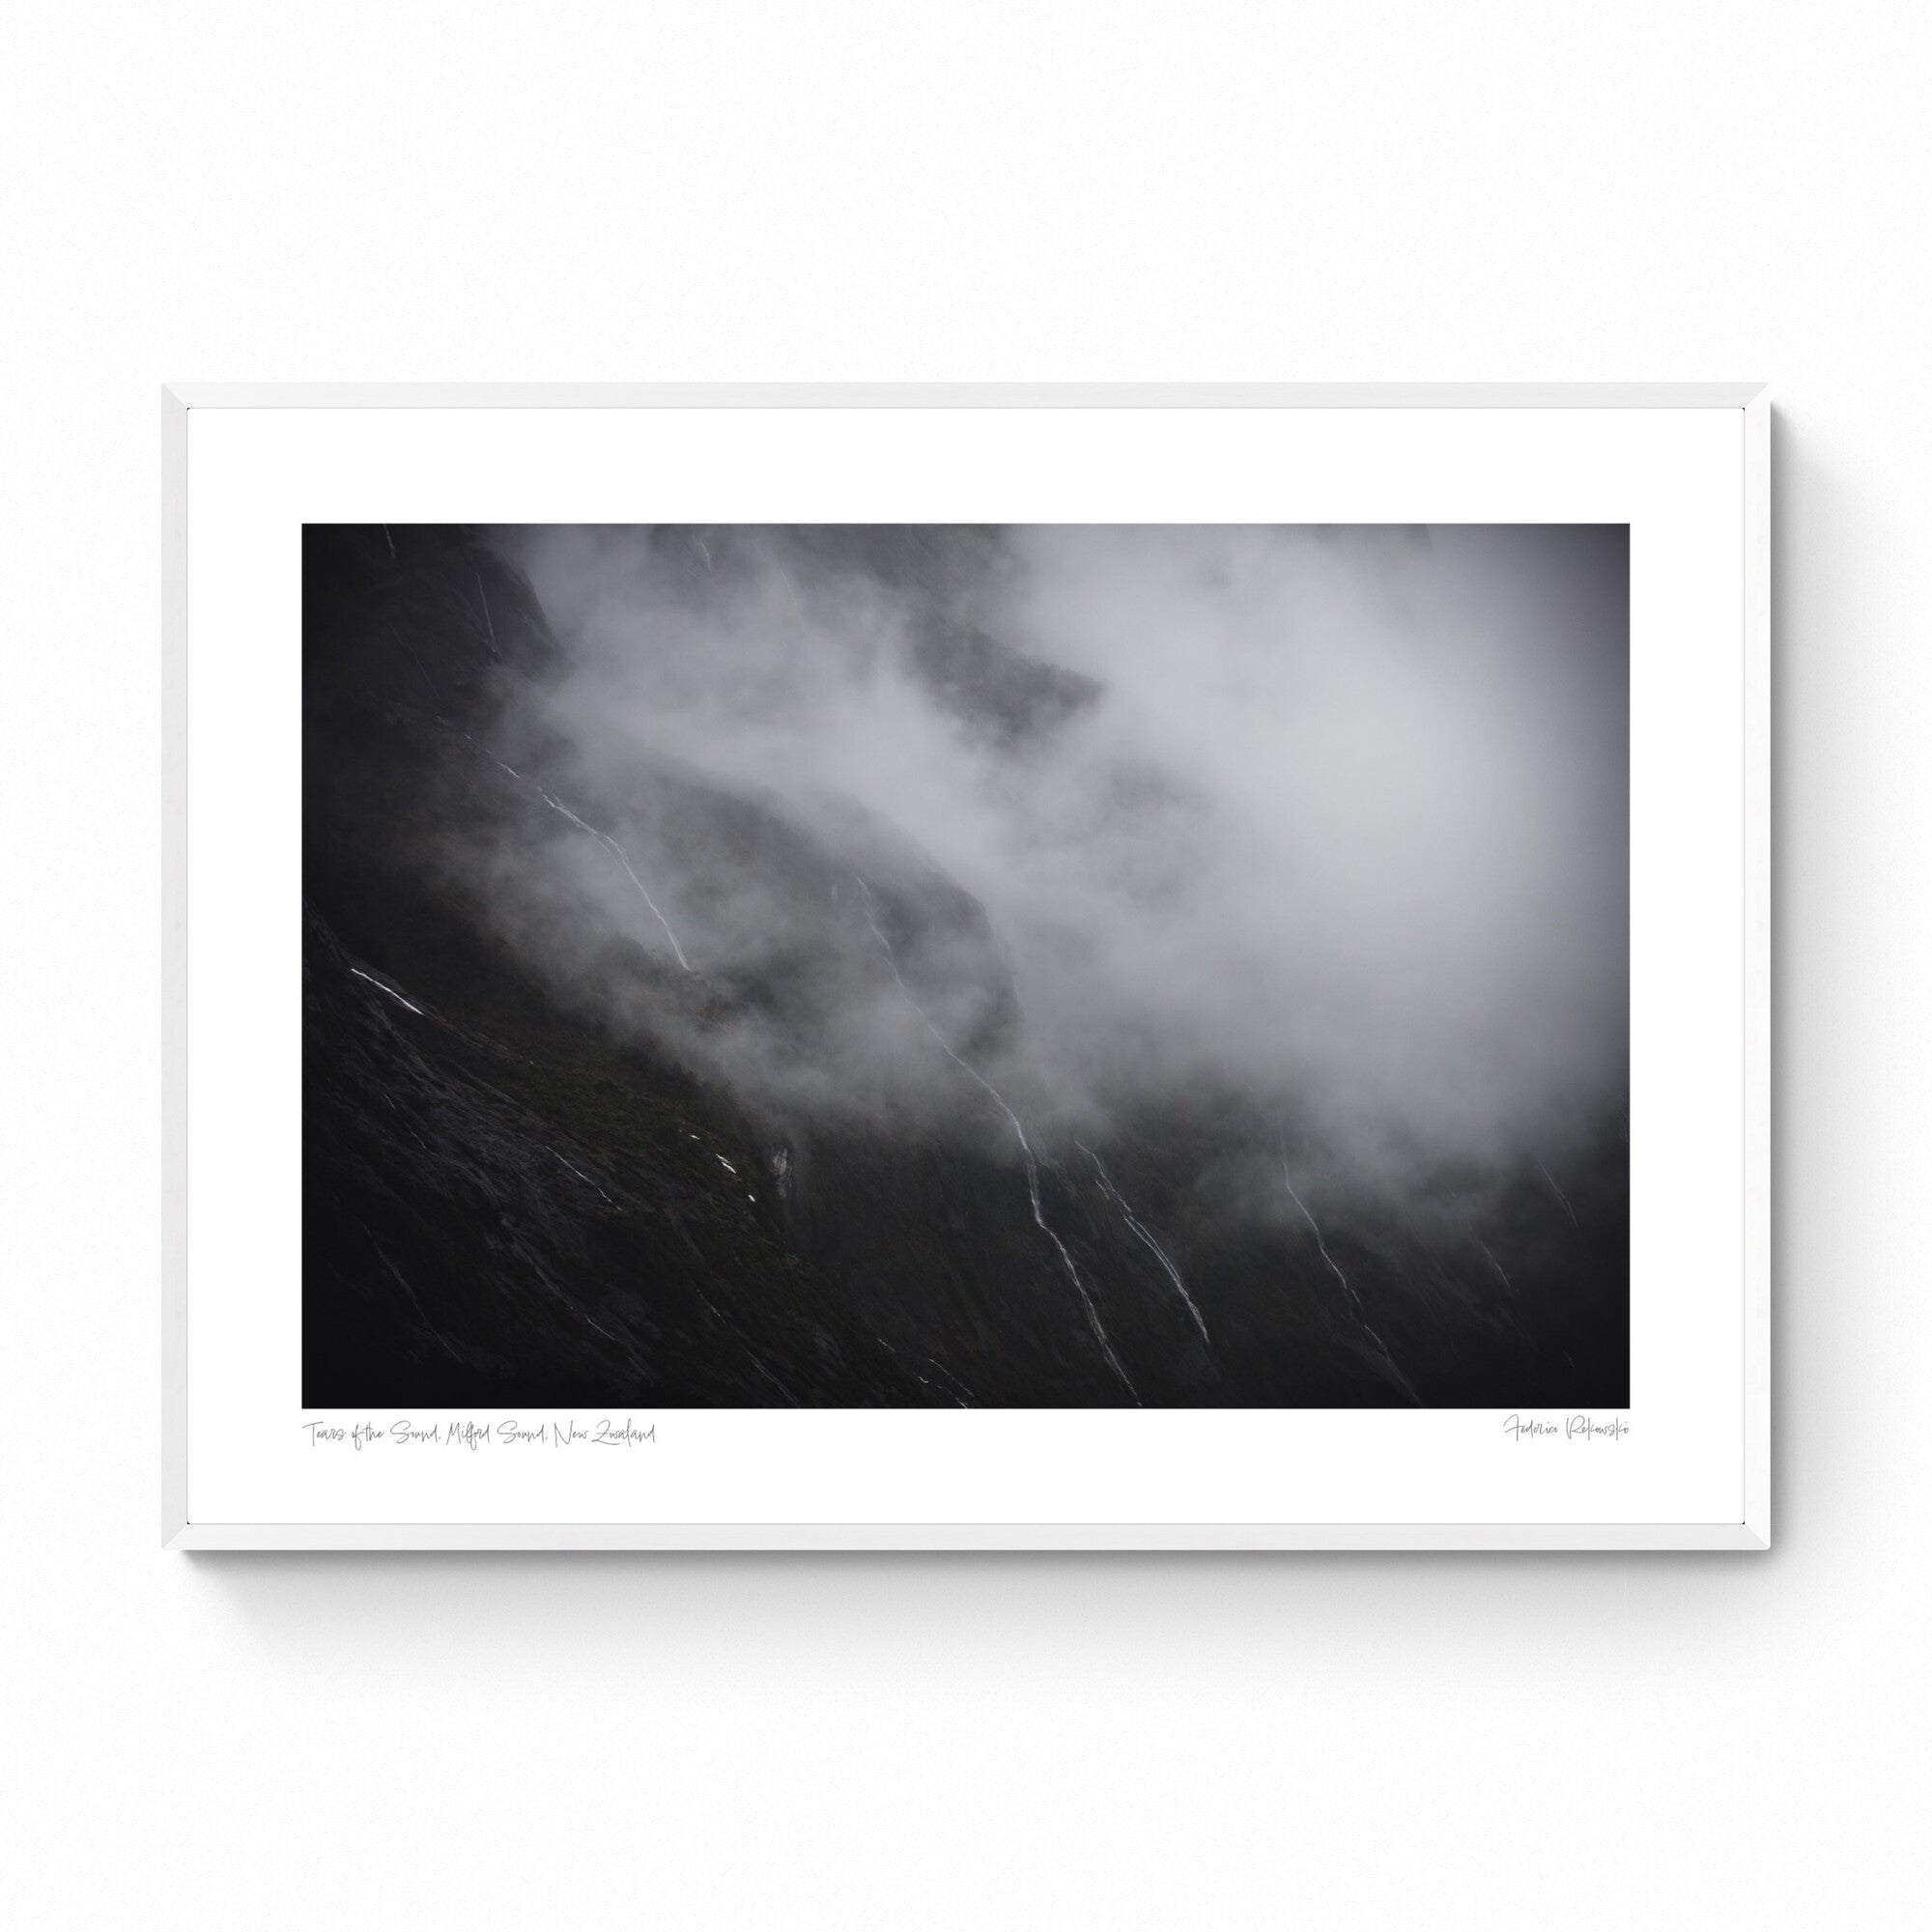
left=485, top=524, right=1628, bottom=1192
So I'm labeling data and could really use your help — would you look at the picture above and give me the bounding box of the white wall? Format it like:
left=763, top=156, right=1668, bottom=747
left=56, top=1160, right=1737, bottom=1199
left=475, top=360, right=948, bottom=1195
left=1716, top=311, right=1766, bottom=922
left=4, top=5, right=1923, bottom=1924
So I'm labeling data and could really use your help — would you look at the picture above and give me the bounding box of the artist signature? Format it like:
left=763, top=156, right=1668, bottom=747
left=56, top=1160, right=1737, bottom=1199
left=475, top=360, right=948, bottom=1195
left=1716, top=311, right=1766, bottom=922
left=1502, top=1414, right=1630, bottom=1442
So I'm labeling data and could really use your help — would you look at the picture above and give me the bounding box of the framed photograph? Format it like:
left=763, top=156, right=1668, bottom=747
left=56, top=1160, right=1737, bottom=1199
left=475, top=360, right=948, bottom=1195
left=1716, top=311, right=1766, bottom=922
left=163, top=384, right=1769, bottom=1549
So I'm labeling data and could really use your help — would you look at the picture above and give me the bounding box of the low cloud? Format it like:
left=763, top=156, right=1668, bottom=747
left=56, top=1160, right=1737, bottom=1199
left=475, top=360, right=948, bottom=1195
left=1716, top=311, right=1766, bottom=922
left=475, top=523, right=1628, bottom=1198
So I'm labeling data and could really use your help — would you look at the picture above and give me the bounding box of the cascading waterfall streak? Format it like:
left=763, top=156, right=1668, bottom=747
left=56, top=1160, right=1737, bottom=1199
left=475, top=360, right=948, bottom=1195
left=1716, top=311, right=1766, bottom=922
left=1075, top=1140, right=1210, bottom=1347
left=855, top=878, right=1139, bottom=1402
left=1279, top=1156, right=1418, bottom=1402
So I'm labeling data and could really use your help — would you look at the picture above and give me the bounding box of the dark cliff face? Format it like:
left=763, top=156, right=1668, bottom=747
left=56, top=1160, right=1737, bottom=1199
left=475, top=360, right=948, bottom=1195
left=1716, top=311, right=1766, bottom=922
left=302, top=525, right=1628, bottom=1409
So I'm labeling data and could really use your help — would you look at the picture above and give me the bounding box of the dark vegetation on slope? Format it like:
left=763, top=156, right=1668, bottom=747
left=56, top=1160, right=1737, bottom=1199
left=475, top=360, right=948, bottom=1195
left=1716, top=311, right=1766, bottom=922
left=302, top=525, right=1629, bottom=1408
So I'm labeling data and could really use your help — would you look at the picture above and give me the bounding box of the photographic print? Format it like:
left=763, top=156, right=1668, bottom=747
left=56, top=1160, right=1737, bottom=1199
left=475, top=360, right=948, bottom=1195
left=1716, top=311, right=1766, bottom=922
left=302, top=520, right=1630, bottom=1412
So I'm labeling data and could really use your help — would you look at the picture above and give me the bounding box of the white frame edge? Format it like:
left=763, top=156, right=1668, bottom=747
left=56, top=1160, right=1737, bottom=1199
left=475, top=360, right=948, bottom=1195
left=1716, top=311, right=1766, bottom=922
left=1742, top=387, right=1773, bottom=1550
left=163, top=386, right=189, bottom=1550
left=164, top=1523, right=1771, bottom=1552
left=160, top=382, right=1773, bottom=1553
left=162, top=381, right=1764, bottom=412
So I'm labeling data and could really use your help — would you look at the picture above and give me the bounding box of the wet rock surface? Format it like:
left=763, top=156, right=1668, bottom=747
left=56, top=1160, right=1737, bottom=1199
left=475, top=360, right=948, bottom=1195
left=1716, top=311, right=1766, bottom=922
left=302, top=526, right=1628, bottom=1408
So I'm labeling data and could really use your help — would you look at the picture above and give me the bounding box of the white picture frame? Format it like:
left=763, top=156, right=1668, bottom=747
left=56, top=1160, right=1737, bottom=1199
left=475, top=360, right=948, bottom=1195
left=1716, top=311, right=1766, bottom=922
left=163, top=384, right=1770, bottom=1550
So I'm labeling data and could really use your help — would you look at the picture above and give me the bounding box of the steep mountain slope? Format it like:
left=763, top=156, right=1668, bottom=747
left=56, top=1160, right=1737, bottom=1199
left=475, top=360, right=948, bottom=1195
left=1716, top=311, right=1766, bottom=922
left=302, top=525, right=1627, bottom=1407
